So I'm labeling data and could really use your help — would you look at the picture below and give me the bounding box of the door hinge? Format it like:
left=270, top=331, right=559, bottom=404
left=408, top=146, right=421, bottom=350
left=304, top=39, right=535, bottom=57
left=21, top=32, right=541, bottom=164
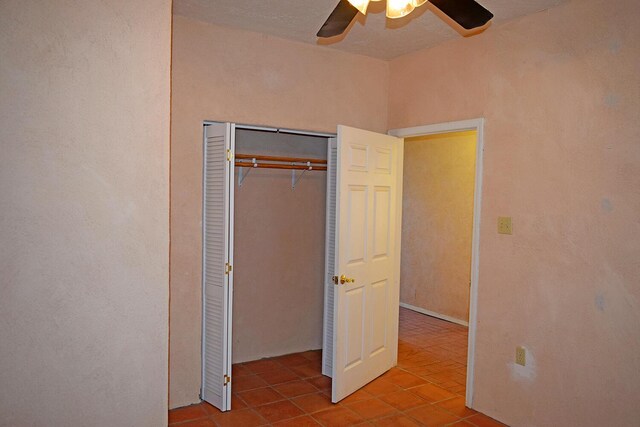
left=226, top=149, right=233, bottom=162
left=225, top=263, right=233, bottom=275
left=223, top=374, right=231, bottom=386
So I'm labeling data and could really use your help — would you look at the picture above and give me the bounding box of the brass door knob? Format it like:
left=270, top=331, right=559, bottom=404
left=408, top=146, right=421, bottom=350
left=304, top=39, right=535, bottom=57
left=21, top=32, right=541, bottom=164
left=331, top=275, right=355, bottom=284
left=344, top=275, right=355, bottom=284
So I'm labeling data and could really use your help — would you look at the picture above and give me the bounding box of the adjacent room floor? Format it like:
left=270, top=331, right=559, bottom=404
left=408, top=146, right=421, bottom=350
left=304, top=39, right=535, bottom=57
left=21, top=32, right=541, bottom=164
left=169, top=308, right=506, bottom=426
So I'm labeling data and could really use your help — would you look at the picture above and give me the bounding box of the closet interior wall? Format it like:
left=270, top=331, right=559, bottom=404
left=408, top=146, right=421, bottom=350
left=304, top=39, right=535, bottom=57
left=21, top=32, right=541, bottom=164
left=232, top=129, right=328, bottom=363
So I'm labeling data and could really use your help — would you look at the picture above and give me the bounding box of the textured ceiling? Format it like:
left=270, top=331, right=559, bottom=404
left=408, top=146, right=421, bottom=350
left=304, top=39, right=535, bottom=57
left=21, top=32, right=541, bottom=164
left=173, top=0, right=568, bottom=60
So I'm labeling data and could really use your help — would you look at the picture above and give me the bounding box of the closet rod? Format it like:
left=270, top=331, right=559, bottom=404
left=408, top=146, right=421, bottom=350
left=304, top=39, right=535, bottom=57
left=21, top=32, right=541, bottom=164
left=234, top=161, right=327, bottom=171
left=235, top=153, right=327, bottom=165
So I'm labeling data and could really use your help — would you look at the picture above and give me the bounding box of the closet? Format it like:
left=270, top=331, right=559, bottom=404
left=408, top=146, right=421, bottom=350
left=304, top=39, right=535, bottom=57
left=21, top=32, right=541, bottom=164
left=232, top=128, right=330, bottom=364
left=201, top=122, right=405, bottom=412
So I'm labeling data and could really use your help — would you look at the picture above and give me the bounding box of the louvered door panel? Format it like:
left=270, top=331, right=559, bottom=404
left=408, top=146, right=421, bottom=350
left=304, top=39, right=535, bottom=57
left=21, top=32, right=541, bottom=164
left=323, top=138, right=338, bottom=377
left=201, top=122, right=234, bottom=411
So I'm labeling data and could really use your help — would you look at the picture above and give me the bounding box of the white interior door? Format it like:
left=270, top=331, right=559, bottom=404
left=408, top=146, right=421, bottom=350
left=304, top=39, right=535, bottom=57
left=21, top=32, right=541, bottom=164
left=331, top=125, right=404, bottom=402
left=201, top=122, right=235, bottom=411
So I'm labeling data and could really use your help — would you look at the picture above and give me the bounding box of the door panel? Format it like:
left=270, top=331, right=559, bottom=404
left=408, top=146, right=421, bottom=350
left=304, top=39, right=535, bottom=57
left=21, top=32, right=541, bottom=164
left=344, top=286, right=365, bottom=368
left=322, top=138, right=338, bottom=377
left=346, top=186, right=367, bottom=264
left=373, top=187, right=391, bottom=258
left=331, top=125, right=404, bottom=402
left=201, top=122, right=234, bottom=411
left=370, top=279, right=389, bottom=355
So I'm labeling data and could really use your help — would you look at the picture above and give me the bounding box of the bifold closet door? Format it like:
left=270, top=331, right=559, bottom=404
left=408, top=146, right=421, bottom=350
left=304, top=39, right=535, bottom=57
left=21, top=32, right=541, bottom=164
left=202, top=122, right=235, bottom=411
left=328, top=125, right=404, bottom=403
left=322, top=138, right=338, bottom=377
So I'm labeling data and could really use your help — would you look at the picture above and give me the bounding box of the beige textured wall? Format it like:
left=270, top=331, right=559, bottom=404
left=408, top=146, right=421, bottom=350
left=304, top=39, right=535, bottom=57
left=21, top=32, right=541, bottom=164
left=0, top=1, right=171, bottom=426
left=233, top=130, right=327, bottom=363
left=401, top=131, right=476, bottom=323
left=389, top=0, right=640, bottom=425
left=170, top=15, right=389, bottom=408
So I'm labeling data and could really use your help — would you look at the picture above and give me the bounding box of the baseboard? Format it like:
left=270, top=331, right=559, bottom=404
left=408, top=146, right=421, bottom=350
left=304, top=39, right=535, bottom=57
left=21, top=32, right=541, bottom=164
left=399, top=302, right=469, bottom=327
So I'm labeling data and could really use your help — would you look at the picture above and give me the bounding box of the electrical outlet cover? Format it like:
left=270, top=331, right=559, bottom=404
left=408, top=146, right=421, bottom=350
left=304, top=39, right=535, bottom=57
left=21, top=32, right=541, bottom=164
left=515, top=346, right=526, bottom=366
left=498, top=216, right=513, bottom=235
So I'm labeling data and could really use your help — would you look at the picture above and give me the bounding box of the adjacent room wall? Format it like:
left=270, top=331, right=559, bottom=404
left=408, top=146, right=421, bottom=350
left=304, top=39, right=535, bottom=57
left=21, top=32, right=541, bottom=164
left=170, top=15, right=389, bottom=408
left=401, top=131, right=476, bottom=323
left=232, top=130, right=327, bottom=363
left=0, top=1, right=171, bottom=426
left=389, top=0, right=640, bottom=425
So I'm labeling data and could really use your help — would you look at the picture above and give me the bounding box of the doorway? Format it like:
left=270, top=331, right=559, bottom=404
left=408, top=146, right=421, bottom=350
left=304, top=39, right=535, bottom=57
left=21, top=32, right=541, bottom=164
left=401, top=130, right=477, bottom=327
left=232, top=128, right=329, bottom=365
left=390, top=119, right=484, bottom=407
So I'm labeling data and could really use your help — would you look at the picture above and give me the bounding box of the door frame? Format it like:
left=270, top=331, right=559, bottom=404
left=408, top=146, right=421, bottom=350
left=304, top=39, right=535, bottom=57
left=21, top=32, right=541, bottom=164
left=388, top=118, right=484, bottom=408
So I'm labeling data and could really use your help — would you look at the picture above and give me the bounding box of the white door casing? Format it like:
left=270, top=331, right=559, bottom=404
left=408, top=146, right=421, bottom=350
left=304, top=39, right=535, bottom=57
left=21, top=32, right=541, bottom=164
left=201, top=122, right=235, bottom=411
left=331, top=125, right=404, bottom=402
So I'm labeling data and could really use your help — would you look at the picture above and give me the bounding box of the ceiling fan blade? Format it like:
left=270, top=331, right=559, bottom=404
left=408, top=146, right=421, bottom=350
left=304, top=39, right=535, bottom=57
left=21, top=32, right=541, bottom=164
left=317, top=0, right=359, bottom=38
left=429, top=0, right=493, bottom=30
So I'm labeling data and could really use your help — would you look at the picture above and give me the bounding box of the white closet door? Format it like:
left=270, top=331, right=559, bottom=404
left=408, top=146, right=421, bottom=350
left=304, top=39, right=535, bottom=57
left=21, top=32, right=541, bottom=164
left=331, top=125, right=404, bottom=402
left=322, top=138, right=338, bottom=377
left=202, top=122, right=235, bottom=411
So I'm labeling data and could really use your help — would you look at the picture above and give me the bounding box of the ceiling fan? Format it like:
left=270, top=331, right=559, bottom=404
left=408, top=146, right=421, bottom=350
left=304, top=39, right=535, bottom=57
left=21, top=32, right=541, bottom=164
left=317, top=0, right=494, bottom=38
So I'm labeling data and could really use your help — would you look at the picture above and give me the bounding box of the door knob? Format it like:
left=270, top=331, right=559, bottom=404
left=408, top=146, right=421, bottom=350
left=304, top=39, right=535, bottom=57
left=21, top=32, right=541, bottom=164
left=333, top=275, right=355, bottom=285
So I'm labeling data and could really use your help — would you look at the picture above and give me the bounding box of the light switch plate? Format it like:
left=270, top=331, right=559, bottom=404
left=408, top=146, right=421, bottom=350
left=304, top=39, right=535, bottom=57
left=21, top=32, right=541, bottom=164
left=498, top=217, right=512, bottom=235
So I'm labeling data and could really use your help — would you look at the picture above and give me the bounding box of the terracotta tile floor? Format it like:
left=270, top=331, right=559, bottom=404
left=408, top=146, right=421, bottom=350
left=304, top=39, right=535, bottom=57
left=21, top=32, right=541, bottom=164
left=169, top=308, right=507, bottom=426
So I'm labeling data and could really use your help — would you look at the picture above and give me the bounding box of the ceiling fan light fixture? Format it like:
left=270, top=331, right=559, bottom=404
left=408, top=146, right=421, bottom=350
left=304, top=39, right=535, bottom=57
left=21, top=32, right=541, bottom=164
left=347, top=0, right=371, bottom=15
left=318, top=0, right=494, bottom=39
left=386, top=0, right=415, bottom=19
